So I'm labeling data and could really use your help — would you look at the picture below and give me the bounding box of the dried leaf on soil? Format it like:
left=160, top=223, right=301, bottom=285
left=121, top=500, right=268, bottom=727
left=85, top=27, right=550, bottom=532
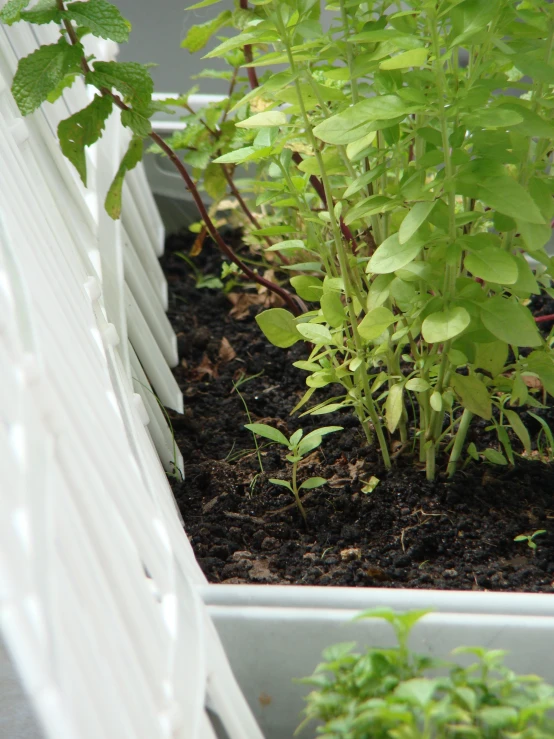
left=218, top=336, right=237, bottom=363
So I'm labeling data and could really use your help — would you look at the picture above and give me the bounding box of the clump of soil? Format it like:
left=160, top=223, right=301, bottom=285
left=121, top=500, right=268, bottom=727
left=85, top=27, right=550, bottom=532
left=162, top=232, right=554, bottom=592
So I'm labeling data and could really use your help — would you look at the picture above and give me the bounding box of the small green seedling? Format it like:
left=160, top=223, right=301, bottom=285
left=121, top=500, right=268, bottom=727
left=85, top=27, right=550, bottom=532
left=244, top=423, right=342, bottom=523
left=514, top=530, right=547, bottom=551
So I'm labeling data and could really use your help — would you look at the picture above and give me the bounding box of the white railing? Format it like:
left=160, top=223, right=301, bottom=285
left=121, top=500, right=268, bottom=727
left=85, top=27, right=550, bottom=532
left=0, top=14, right=263, bottom=739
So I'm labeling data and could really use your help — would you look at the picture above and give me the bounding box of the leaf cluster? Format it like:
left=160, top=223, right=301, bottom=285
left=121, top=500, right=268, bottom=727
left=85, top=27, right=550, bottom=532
left=298, top=608, right=554, bottom=738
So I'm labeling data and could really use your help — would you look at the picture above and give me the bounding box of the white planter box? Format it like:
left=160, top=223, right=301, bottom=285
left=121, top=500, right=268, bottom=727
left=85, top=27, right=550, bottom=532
left=201, top=585, right=554, bottom=739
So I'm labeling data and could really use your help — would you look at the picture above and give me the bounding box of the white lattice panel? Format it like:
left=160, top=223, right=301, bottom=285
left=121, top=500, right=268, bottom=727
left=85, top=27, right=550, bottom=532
left=0, top=9, right=263, bottom=739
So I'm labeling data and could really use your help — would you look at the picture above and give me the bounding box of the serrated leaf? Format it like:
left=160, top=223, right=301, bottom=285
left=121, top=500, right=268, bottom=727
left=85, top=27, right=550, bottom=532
left=379, top=48, right=428, bottom=70
left=386, top=383, right=404, bottom=433
left=399, top=201, right=435, bottom=244
left=368, top=232, right=424, bottom=274
left=46, top=71, right=79, bottom=103
left=256, top=308, right=299, bottom=348
left=121, top=108, right=151, bottom=136
left=87, top=61, right=153, bottom=113
left=105, top=135, right=143, bottom=219
left=20, top=0, right=62, bottom=25
left=480, top=298, right=541, bottom=347
left=235, top=111, right=287, bottom=128
left=0, top=0, right=31, bottom=24
left=12, top=39, right=83, bottom=115
left=422, top=306, right=470, bottom=344
left=451, top=373, right=491, bottom=420
left=300, top=477, right=327, bottom=490
left=245, top=423, right=290, bottom=446
left=297, top=323, right=333, bottom=344
left=64, top=0, right=130, bottom=42
left=464, top=248, right=518, bottom=285
left=358, top=306, right=396, bottom=342
left=181, top=10, right=232, bottom=53
left=58, top=94, right=113, bottom=185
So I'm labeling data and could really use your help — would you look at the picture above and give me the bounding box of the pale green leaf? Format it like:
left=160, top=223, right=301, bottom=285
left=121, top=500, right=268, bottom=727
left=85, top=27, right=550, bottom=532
left=405, top=378, right=431, bottom=392
left=358, top=306, right=396, bottom=342
left=474, top=341, right=509, bottom=378
left=321, top=292, right=346, bottom=328
left=255, top=308, right=299, bottom=348
left=105, top=135, right=143, bottom=219
left=464, top=248, right=518, bottom=285
left=181, top=9, right=232, bottom=52
left=517, top=219, right=552, bottom=252
left=480, top=298, right=541, bottom=347
left=422, top=306, right=470, bottom=343
left=0, top=0, right=30, bottom=24
left=394, top=678, right=440, bottom=707
left=297, top=323, right=333, bottom=344
left=300, top=476, right=327, bottom=490
left=386, top=383, right=404, bottom=433
left=290, top=275, right=323, bottom=302
left=186, top=0, right=221, bottom=9
left=368, top=232, right=424, bottom=274
left=245, top=424, right=290, bottom=446
left=504, top=410, right=531, bottom=454
left=64, top=0, right=131, bottom=43
left=236, top=111, right=287, bottom=128
left=213, top=146, right=257, bottom=164
left=58, top=94, right=113, bottom=185
left=379, top=48, right=428, bottom=70
left=399, top=201, right=435, bottom=244
left=269, top=478, right=293, bottom=491
left=478, top=177, right=545, bottom=225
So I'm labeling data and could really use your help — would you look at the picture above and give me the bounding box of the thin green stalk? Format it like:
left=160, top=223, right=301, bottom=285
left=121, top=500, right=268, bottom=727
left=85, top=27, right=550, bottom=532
left=447, top=408, right=473, bottom=477
left=291, top=460, right=307, bottom=524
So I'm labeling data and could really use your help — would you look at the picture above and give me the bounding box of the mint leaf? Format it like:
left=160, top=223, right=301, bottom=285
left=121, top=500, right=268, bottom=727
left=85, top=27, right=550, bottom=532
left=181, top=10, right=232, bottom=53
left=120, top=108, right=151, bottom=137
left=64, top=0, right=130, bottom=43
left=105, top=136, right=143, bottom=219
left=58, top=94, right=113, bottom=185
left=0, top=0, right=31, bottom=25
left=12, top=39, right=83, bottom=115
left=86, top=61, right=153, bottom=113
left=20, top=0, right=62, bottom=25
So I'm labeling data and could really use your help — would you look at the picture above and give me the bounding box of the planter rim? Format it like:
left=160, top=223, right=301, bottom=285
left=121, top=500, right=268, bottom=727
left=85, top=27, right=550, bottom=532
left=199, top=584, right=554, bottom=616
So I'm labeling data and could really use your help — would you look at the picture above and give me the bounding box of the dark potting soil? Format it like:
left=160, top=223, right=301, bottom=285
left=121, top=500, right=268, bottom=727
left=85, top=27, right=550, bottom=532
left=162, top=231, right=554, bottom=592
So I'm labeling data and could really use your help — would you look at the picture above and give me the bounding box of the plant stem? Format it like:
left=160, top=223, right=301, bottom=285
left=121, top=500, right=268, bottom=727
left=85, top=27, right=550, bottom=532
left=447, top=408, right=473, bottom=477
left=292, top=460, right=308, bottom=524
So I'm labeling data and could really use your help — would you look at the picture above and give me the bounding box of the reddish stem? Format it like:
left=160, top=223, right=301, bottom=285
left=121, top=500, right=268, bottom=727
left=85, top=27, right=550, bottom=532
left=240, top=0, right=259, bottom=89
left=535, top=314, right=554, bottom=324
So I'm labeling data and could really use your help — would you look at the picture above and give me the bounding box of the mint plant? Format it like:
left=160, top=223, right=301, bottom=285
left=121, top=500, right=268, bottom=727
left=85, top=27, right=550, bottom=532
left=244, top=422, right=342, bottom=522
left=196, top=0, right=554, bottom=480
left=298, top=608, right=554, bottom=738
left=1, top=0, right=301, bottom=313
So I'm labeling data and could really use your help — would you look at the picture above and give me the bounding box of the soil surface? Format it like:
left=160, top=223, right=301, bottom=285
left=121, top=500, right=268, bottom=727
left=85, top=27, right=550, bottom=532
left=162, top=231, right=554, bottom=592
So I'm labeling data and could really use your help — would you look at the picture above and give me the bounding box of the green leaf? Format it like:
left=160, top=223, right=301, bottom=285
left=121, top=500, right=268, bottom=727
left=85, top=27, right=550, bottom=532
left=464, top=108, right=524, bottom=129
left=504, top=410, right=531, bottom=454
left=64, top=0, right=131, bottom=43
left=58, top=94, right=113, bottom=185
left=300, top=476, right=327, bottom=490
left=474, top=341, right=509, bottom=378
left=105, top=136, right=143, bottom=219
left=485, top=447, right=508, bottom=465
left=213, top=146, right=257, bottom=164
left=255, top=308, right=299, bottom=348
left=87, top=61, right=153, bottom=113
left=399, top=201, right=435, bottom=244
left=358, top=306, right=396, bottom=342
left=524, top=351, right=554, bottom=396
left=422, top=306, right=470, bottom=343
left=245, top=423, right=290, bottom=446
left=313, top=95, right=417, bottom=145
left=321, top=292, right=346, bottom=328
left=181, top=10, right=232, bottom=53
left=464, top=248, right=518, bottom=285
left=297, top=323, right=333, bottom=344
left=0, top=0, right=31, bottom=24
left=368, top=232, right=424, bottom=274
left=478, top=706, right=518, bottom=728
left=12, top=39, right=83, bottom=116
left=203, top=163, right=227, bottom=200
left=289, top=429, right=303, bottom=447
left=517, top=219, right=552, bottom=253
left=478, top=177, right=545, bottom=225
left=379, top=48, right=428, bottom=70
left=394, top=678, right=440, bottom=707
left=290, top=275, right=322, bottom=302
left=186, top=0, right=221, bottom=9
left=386, top=383, right=404, bottom=433
left=298, top=426, right=342, bottom=457
left=451, top=373, right=492, bottom=420
left=120, top=108, right=152, bottom=137
left=430, top=391, right=442, bottom=412
left=480, top=298, right=541, bottom=347
left=405, top=378, right=431, bottom=392
left=450, top=0, right=500, bottom=46
left=236, top=111, right=287, bottom=129
left=20, top=0, right=62, bottom=25
left=269, top=478, right=293, bottom=492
